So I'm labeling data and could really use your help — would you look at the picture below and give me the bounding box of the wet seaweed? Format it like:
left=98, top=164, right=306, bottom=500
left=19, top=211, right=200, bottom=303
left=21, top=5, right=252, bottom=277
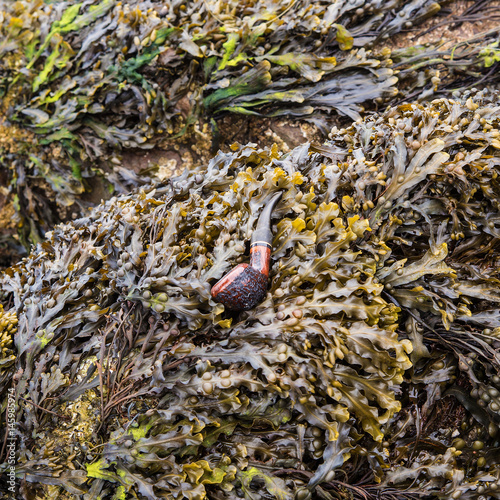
left=0, top=0, right=463, bottom=251
left=394, top=26, right=500, bottom=104
left=1, top=90, right=500, bottom=498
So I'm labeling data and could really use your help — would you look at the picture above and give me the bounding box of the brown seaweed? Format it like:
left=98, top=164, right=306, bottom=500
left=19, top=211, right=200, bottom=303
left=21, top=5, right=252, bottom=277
left=0, top=0, right=461, bottom=251
left=1, top=90, right=500, bottom=498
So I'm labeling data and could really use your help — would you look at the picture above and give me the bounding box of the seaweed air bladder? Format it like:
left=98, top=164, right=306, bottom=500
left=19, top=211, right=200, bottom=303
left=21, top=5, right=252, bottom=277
left=211, top=191, right=283, bottom=310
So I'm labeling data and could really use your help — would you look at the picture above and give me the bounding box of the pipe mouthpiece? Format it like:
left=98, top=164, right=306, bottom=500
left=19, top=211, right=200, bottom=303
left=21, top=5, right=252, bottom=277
left=251, top=191, right=283, bottom=247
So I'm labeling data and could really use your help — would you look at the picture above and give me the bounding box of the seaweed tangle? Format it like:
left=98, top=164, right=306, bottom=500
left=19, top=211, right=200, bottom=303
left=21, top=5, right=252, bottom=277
left=0, top=0, right=467, bottom=250
left=1, top=89, right=500, bottom=498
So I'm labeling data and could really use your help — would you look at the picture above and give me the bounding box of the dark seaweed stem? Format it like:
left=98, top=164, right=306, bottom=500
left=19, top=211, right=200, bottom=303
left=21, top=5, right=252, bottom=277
left=18, top=396, right=71, bottom=421
left=211, top=191, right=282, bottom=310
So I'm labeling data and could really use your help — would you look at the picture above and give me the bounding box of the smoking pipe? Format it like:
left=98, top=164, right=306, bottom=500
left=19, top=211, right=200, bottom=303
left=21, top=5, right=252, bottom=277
left=211, top=191, right=282, bottom=311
